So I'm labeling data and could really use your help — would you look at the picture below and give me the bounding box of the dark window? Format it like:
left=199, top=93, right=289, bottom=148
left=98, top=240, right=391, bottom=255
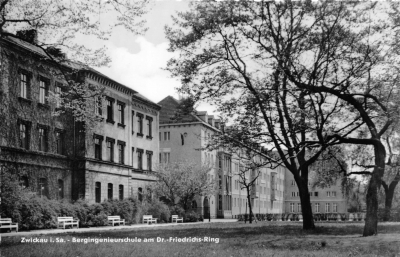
left=19, top=123, right=29, bottom=149
left=93, top=135, right=104, bottom=160
left=218, top=195, right=222, bottom=211
left=108, top=183, right=113, bottom=200
left=131, top=111, right=135, bottom=134
left=117, top=141, right=125, bottom=164
left=106, top=138, right=115, bottom=162
left=38, top=178, right=48, bottom=198
left=146, top=151, right=153, bottom=171
left=132, top=147, right=135, bottom=167
left=39, top=78, right=49, bottom=104
left=106, top=98, right=114, bottom=123
left=19, top=71, right=30, bottom=99
left=19, top=176, right=29, bottom=188
left=117, top=102, right=125, bottom=125
left=159, top=132, right=161, bottom=141
left=119, top=185, right=124, bottom=200
left=315, top=192, right=319, bottom=197
left=138, top=187, right=143, bottom=202
left=95, top=182, right=101, bottom=203
left=55, top=130, right=64, bottom=155
left=58, top=179, right=64, bottom=199
left=38, top=126, right=47, bottom=152
left=137, top=148, right=143, bottom=170
left=137, top=113, right=143, bottom=136
left=146, top=116, right=153, bottom=139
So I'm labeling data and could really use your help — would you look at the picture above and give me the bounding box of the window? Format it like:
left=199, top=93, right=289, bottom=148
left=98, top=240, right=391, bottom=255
left=315, top=203, right=320, bottom=213
left=19, top=71, right=30, bottom=99
left=38, top=178, right=48, bottom=198
left=163, top=152, right=170, bottom=163
left=146, top=116, right=153, bottom=139
left=333, top=203, right=338, bottom=213
left=332, top=191, right=337, bottom=197
left=19, top=176, right=29, bottom=188
left=146, top=151, right=153, bottom=171
left=159, top=132, right=161, bottom=141
left=138, top=187, right=143, bottom=201
left=296, top=191, right=299, bottom=197
left=297, top=203, right=301, bottom=213
left=108, top=183, right=113, bottom=200
left=314, top=192, right=319, bottom=197
left=55, top=84, right=62, bottom=108
left=58, top=179, right=64, bottom=199
left=164, top=131, right=170, bottom=141
left=218, top=195, right=222, bottom=211
left=290, top=203, right=295, bottom=213
left=117, top=102, right=125, bottom=126
left=137, top=148, right=143, bottom=170
left=131, top=111, right=135, bottom=134
left=94, top=134, right=103, bottom=160
left=38, top=126, right=47, bottom=152
left=39, top=78, right=49, bottom=104
left=327, top=191, right=331, bottom=197
left=106, top=98, right=114, bottom=123
left=119, top=185, right=124, bottom=200
left=132, top=148, right=135, bottom=167
left=291, top=192, right=296, bottom=197
left=137, top=113, right=144, bottom=136
left=55, top=130, right=64, bottom=155
left=117, top=141, right=125, bottom=164
left=291, top=180, right=295, bottom=186
left=95, top=182, right=101, bottom=203
left=106, top=138, right=115, bottom=162
left=325, top=203, right=330, bottom=213
left=18, top=121, right=30, bottom=149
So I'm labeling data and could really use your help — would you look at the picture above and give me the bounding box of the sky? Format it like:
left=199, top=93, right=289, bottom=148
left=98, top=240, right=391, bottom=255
left=93, top=0, right=217, bottom=114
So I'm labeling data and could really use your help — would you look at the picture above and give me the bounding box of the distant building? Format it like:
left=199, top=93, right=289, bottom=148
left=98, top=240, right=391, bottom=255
left=0, top=30, right=160, bottom=203
left=283, top=169, right=348, bottom=214
left=158, top=96, right=285, bottom=218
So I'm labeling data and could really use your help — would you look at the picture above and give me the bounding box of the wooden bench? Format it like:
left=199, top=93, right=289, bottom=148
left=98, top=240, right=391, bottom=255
left=108, top=216, right=125, bottom=226
left=57, top=217, right=79, bottom=229
left=172, top=215, right=183, bottom=223
left=143, top=215, right=157, bottom=224
left=0, top=218, right=18, bottom=232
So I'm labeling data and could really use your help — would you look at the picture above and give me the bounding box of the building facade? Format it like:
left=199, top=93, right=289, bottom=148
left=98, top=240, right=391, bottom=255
left=158, top=96, right=285, bottom=218
left=283, top=169, right=348, bottom=215
left=0, top=31, right=160, bottom=203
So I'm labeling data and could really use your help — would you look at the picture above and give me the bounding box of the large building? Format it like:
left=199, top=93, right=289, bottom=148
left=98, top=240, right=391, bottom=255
left=0, top=30, right=160, bottom=203
left=158, top=96, right=285, bottom=218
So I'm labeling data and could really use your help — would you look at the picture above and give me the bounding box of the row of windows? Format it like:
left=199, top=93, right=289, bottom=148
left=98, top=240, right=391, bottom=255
left=289, top=203, right=338, bottom=213
left=19, top=71, right=63, bottom=107
left=290, top=191, right=337, bottom=198
left=95, top=182, right=124, bottom=203
left=20, top=176, right=64, bottom=199
left=18, top=120, right=64, bottom=154
left=159, top=131, right=170, bottom=141
left=159, top=152, right=170, bottom=164
left=93, top=134, right=153, bottom=170
left=99, top=98, right=154, bottom=140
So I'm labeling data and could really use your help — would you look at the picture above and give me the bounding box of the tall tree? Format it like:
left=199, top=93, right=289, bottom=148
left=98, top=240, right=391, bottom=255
left=165, top=1, right=366, bottom=230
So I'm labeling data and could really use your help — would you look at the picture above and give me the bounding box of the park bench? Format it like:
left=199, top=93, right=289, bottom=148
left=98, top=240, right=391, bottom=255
left=108, top=216, right=125, bottom=226
left=0, top=218, right=18, bottom=232
left=143, top=215, right=157, bottom=224
left=57, top=217, right=79, bottom=229
left=171, top=215, right=183, bottom=223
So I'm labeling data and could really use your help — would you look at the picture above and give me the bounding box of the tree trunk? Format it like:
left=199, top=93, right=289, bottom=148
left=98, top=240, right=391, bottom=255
left=246, top=187, right=253, bottom=224
left=298, top=180, right=315, bottom=230
left=382, top=180, right=399, bottom=222
left=363, top=143, right=385, bottom=236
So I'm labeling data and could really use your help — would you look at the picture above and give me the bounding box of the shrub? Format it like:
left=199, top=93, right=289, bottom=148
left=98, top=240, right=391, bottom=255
left=184, top=210, right=203, bottom=222
left=141, top=199, right=171, bottom=223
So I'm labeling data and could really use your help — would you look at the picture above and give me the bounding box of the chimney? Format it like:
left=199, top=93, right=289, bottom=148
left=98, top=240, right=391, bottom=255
left=16, top=29, right=38, bottom=44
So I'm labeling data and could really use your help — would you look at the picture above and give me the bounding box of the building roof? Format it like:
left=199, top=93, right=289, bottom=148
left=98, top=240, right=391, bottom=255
left=2, top=34, right=159, bottom=109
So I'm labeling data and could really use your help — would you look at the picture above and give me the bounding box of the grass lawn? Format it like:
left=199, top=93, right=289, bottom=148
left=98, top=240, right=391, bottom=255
left=2, top=222, right=400, bottom=257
